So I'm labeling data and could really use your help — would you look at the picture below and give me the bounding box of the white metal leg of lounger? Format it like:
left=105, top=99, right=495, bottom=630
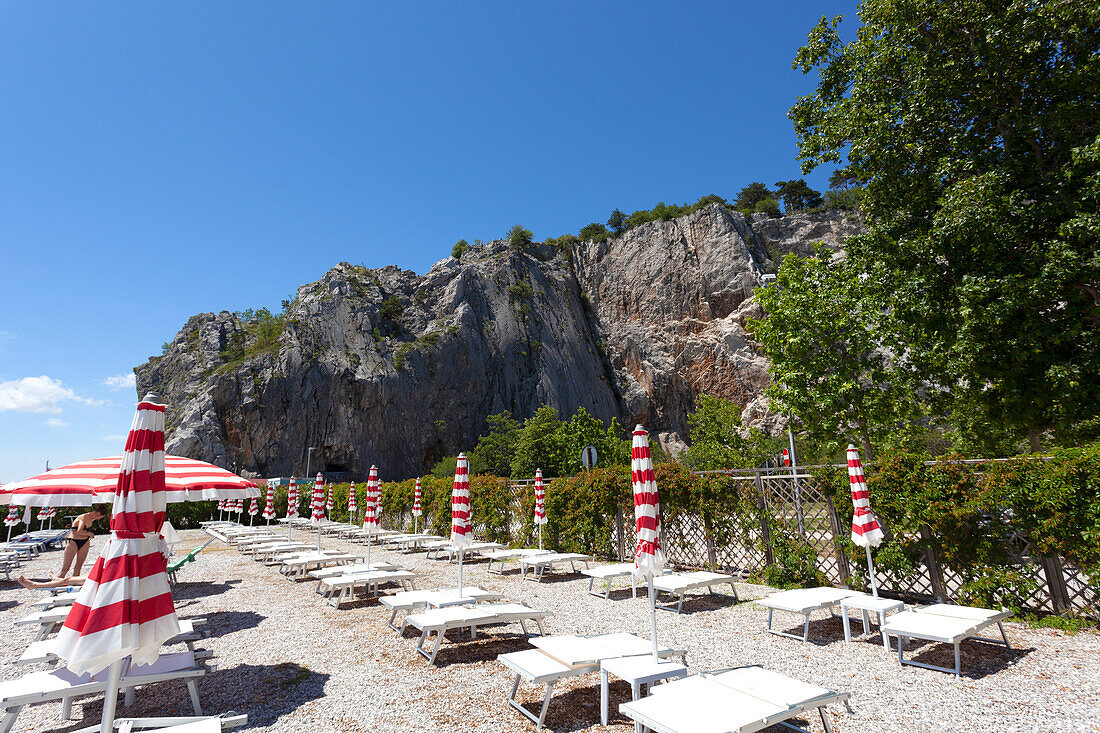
left=499, top=649, right=597, bottom=732
left=891, top=621, right=1010, bottom=677
left=654, top=576, right=738, bottom=614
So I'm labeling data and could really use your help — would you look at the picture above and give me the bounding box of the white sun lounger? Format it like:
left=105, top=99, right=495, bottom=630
left=380, top=587, right=505, bottom=631
left=29, top=591, right=82, bottom=610
left=17, top=620, right=203, bottom=666
left=317, top=570, right=418, bottom=608
left=280, top=552, right=356, bottom=579
left=622, top=665, right=851, bottom=733
left=0, top=650, right=210, bottom=733
left=881, top=603, right=1011, bottom=676
left=756, top=587, right=862, bottom=642
left=427, top=541, right=505, bottom=562
left=501, top=633, right=687, bottom=731
left=14, top=608, right=73, bottom=641
left=580, top=563, right=639, bottom=599
left=406, top=603, right=549, bottom=664
left=652, top=571, right=739, bottom=613
left=485, top=549, right=552, bottom=575
left=518, top=552, right=591, bottom=582
left=308, top=561, right=399, bottom=581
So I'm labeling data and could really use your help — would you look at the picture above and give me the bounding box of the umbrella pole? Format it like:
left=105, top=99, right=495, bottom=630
left=100, top=659, right=123, bottom=733
left=866, top=544, right=879, bottom=597
left=413, top=516, right=418, bottom=534
left=538, top=525, right=543, bottom=550
left=648, top=575, right=658, bottom=661
left=6, top=526, right=11, bottom=543
left=458, top=548, right=464, bottom=596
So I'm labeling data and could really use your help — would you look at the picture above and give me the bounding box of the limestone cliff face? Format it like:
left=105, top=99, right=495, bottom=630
left=136, top=204, right=860, bottom=478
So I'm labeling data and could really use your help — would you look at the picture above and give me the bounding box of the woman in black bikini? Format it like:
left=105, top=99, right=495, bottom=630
left=59, top=506, right=105, bottom=576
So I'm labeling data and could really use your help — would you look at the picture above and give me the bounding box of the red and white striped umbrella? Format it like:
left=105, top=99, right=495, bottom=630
left=248, top=498, right=259, bottom=516
left=534, top=468, right=547, bottom=525
left=38, top=506, right=56, bottom=520
left=55, top=395, right=181, bottom=679
left=325, top=482, right=334, bottom=516
left=412, top=477, right=422, bottom=517
left=631, top=425, right=665, bottom=660
left=4, top=455, right=260, bottom=506
left=631, top=426, right=665, bottom=577
left=847, top=445, right=884, bottom=596
left=362, top=466, right=380, bottom=533
left=4, top=505, right=20, bottom=526
left=451, top=455, right=472, bottom=594
left=533, top=468, right=547, bottom=549
left=286, top=478, right=298, bottom=517
left=262, top=482, right=276, bottom=520
left=347, top=481, right=357, bottom=517
left=311, top=474, right=326, bottom=524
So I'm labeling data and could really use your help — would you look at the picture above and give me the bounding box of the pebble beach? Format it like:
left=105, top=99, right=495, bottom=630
left=3, top=529, right=1098, bottom=733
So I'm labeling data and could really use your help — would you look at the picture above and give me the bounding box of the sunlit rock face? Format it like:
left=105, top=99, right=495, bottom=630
left=136, top=204, right=860, bottom=478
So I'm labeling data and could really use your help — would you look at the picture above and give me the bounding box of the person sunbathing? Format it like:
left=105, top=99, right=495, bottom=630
left=17, top=573, right=87, bottom=590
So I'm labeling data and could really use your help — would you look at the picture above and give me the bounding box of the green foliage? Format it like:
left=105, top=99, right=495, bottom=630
left=752, top=198, right=781, bottom=218
left=774, top=179, right=822, bottom=212
left=507, top=225, right=534, bottom=252
left=764, top=527, right=827, bottom=589
left=380, top=295, right=404, bottom=321
left=578, top=222, right=610, bottom=242
left=734, top=182, right=776, bottom=212
left=819, top=442, right=1100, bottom=608
left=219, top=307, right=286, bottom=367
left=468, top=412, right=521, bottom=477
left=451, top=239, right=468, bottom=259
left=682, top=395, right=780, bottom=470
left=607, top=208, right=626, bottom=233
left=828, top=169, right=858, bottom=190
left=506, top=280, right=534, bottom=302
left=822, top=188, right=862, bottom=211
left=509, top=406, right=630, bottom=478
left=751, top=248, right=920, bottom=459
left=790, top=2, right=1100, bottom=451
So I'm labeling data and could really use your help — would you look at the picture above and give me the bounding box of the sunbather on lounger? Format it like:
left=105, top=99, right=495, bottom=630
left=17, top=573, right=86, bottom=590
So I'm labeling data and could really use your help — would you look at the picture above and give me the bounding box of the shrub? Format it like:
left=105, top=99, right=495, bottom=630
left=380, top=295, right=404, bottom=321
left=451, top=239, right=468, bottom=259
left=507, top=225, right=534, bottom=252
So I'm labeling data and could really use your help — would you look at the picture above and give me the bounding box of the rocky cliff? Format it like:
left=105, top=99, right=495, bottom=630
left=136, top=204, right=860, bottom=478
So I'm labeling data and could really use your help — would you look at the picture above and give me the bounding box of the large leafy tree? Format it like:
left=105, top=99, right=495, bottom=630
left=751, top=250, right=919, bottom=459
left=682, top=395, right=779, bottom=469
left=789, top=1, right=1100, bottom=451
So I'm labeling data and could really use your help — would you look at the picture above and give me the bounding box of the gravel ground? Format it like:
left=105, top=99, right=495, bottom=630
left=2, top=528, right=1099, bottom=733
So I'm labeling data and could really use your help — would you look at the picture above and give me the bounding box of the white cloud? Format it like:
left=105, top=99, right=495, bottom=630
left=0, top=376, right=101, bottom=413
left=45, top=418, right=69, bottom=428
left=103, top=374, right=137, bottom=391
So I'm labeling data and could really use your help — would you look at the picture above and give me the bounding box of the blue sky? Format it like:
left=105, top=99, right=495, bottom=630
left=0, top=1, right=859, bottom=483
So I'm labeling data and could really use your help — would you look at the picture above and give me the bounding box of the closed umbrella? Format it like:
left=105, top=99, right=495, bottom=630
left=631, top=426, right=666, bottom=660
left=533, top=468, right=547, bottom=549
left=285, top=478, right=298, bottom=539
left=311, top=473, right=326, bottom=550
left=412, top=477, right=422, bottom=533
left=4, top=505, right=20, bottom=542
left=54, top=394, right=182, bottom=733
left=361, top=466, right=380, bottom=567
left=248, top=497, right=259, bottom=525
left=262, top=482, right=276, bottom=525
left=347, top=481, right=357, bottom=523
left=450, top=454, right=472, bottom=595
left=847, top=445, right=885, bottom=596
left=326, top=482, right=334, bottom=518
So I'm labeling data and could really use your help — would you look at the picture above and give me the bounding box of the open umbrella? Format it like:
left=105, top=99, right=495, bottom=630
left=631, top=426, right=666, bottom=660
left=847, top=445, right=884, bottom=596
left=533, top=468, right=547, bottom=549
left=450, top=454, right=472, bottom=595
left=311, top=473, right=326, bottom=550
left=412, top=477, right=422, bottom=533
left=347, top=481, right=357, bottom=524
left=4, top=455, right=259, bottom=506
left=54, top=394, right=182, bottom=733
left=262, top=482, right=276, bottom=525
left=285, top=478, right=298, bottom=539
left=361, top=466, right=381, bottom=567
